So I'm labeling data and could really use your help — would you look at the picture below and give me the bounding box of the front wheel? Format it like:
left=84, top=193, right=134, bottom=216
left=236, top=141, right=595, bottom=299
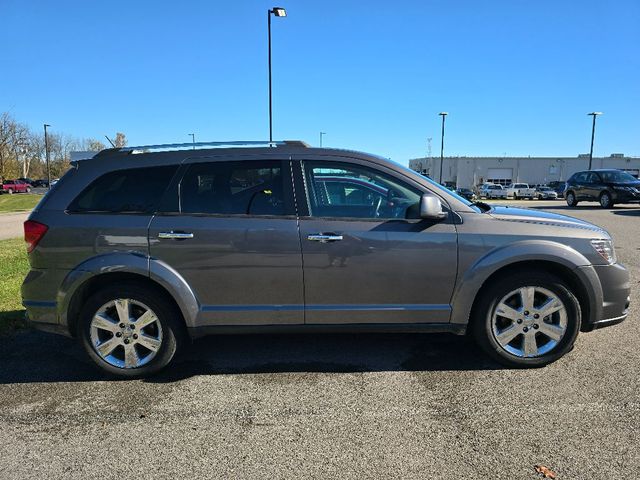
left=78, top=283, right=185, bottom=378
left=565, top=191, right=578, bottom=207
left=472, top=272, right=581, bottom=368
left=599, top=191, right=613, bottom=209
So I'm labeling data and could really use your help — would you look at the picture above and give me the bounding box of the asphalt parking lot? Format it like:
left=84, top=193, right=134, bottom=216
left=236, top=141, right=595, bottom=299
left=0, top=200, right=638, bottom=479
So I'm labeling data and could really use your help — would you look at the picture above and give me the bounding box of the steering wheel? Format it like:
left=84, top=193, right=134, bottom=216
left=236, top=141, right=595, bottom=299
left=374, top=195, right=383, bottom=218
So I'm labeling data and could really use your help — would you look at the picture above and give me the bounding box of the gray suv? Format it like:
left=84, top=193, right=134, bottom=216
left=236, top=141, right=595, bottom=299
left=22, top=141, right=631, bottom=377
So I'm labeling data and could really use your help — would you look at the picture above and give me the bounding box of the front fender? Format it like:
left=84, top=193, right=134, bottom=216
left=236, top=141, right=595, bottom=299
left=450, top=240, right=603, bottom=325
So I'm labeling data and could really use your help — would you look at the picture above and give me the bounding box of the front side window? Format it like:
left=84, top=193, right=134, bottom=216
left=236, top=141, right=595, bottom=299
left=572, top=172, right=588, bottom=183
left=303, top=162, right=422, bottom=219
left=180, top=161, right=288, bottom=215
left=585, top=172, right=600, bottom=183
left=68, top=166, right=178, bottom=213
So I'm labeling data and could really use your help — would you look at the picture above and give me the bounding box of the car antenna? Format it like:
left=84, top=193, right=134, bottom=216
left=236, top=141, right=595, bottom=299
left=104, top=135, right=116, bottom=147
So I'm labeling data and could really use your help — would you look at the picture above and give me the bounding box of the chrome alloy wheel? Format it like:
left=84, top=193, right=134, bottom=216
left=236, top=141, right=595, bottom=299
left=90, top=299, right=163, bottom=369
left=491, top=286, right=568, bottom=358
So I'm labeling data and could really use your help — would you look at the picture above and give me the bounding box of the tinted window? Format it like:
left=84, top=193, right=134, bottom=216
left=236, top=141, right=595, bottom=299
left=304, top=162, right=422, bottom=219
left=599, top=170, right=638, bottom=183
left=572, top=172, right=588, bottom=183
left=583, top=172, right=596, bottom=183
left=180, top=161, right=288, bottom=215
left=69, top=166, right=178, bottom=213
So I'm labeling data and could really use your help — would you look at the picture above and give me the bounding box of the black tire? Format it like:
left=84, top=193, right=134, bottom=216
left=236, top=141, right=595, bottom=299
left=471, top=271, right=581, bottom=368
left=599, top=191, right=613, bottom=209
left=78, top=283, right=185, bottom=378
left=565, top=191, right=578, bottom=207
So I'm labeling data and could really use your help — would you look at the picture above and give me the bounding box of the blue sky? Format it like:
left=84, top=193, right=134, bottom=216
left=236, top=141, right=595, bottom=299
left=2, top=0, right=638, bottom=164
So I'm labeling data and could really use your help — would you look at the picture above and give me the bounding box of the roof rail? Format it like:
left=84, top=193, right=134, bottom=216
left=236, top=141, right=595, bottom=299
left=116, top=140, right=285, bottom=154
left=98, top=139, right=311, bottom=155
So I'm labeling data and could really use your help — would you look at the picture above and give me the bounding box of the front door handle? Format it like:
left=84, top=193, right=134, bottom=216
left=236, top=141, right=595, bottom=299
left=307, top=233, right=343, bottom=243
left=158, top=231, right=194, bottom=240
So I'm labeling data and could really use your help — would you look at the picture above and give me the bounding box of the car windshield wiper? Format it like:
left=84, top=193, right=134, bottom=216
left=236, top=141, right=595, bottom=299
left=470, top=201, right=492, bottom=212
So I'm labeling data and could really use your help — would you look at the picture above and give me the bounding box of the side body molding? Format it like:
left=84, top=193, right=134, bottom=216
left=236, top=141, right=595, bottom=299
left=148, top=258, right=200, bottom=328
left=57, top=252, right=150, bottom=328
left=449, top=240, right=603, bottom=325
left=57, top=252, right=200, bottom=330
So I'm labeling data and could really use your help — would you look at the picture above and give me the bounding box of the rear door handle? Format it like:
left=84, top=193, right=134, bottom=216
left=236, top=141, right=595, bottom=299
left=158, top=231, right=194, bottom=240
left=307, top=233, right=343, bottom=243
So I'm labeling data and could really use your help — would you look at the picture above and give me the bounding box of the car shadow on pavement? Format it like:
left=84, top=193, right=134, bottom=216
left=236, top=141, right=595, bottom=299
left=611, top=208, right=640, bottom=216
left=528, top=204, right=639, bottom=212
left=0, top=330, right=503, bottom=384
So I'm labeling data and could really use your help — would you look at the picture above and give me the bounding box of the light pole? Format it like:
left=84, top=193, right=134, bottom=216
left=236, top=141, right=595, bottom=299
left=438, top=112, right=448, bottom=184
left=319, top=131, right=326, bottom=147
left=189, top=133, right=195, bottom=149
left=43, top=124, right=51, bottom=190
left=587, top=112, right=602, bottom=170
left=268, top=6, right=286, bottom=143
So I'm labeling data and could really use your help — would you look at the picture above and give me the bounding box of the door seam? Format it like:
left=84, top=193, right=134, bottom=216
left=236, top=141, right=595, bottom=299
left=290, top=157, right=307, bottom=324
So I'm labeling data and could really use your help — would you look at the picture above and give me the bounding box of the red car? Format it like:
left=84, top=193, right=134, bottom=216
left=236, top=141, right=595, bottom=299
left=2, top=179, right=32, bottom=194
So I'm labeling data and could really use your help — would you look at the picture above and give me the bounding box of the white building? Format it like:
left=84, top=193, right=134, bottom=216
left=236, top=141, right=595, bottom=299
left=408, top=154, right=640, bottom=188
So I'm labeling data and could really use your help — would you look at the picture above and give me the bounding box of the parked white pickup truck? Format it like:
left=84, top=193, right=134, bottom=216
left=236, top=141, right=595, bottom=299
left=506, top=183, right=536, bottom=199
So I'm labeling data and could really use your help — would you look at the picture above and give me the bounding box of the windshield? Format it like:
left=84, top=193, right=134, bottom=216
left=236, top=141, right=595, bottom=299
left=393, top=161, right=482, bottom=212
left=599, top=170, right=638, bottom=183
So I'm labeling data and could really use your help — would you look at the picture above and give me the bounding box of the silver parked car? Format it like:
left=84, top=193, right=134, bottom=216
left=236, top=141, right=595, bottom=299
left=22, top=141, right=630, bottom=377
left=535, top=186, right=559, bottom=200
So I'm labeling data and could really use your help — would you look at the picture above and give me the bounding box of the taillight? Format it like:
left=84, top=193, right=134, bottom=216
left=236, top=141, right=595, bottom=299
left=24, top=220, right=48, bottom=253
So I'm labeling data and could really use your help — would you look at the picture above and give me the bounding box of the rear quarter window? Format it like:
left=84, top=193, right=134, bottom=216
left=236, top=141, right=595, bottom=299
left=68, top=165, right=178, bottom=213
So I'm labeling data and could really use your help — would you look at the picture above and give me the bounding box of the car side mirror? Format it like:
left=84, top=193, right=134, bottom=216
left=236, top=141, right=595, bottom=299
left=420, top=193, right=447, bottom=221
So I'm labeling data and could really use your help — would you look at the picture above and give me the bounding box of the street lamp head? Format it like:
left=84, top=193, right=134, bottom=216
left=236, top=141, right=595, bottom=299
left=588, top=112, right=603, bottom=116
left=439, top=112, right=448, bottom=116
left=271, top=7, right=287, bottom=17
left=44, top=123, right=50, bottom=127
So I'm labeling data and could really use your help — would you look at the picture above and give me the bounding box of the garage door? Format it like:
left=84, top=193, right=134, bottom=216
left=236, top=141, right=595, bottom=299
left=487, top=168, right=513, bottom=186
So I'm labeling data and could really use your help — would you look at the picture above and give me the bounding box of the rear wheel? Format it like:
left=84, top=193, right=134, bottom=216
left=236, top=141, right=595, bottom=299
left=472, top=272, right=581, bottom=368
left=566, top=191, right=578, bottom=207
left=78, top=283, right=185, bottom=378
left=599, top=191, right=613, bottom=209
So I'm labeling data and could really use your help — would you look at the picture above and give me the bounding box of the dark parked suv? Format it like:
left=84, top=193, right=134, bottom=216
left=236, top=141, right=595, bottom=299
left=565, top=169, right=640, bottom=208
left=22, top=141, right=631, bottom=377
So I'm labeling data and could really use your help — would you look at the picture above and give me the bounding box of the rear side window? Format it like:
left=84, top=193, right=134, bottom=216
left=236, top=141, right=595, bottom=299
left=180, top=160, right=290, bottom=215
left=68, top=166, right=178, bottom=213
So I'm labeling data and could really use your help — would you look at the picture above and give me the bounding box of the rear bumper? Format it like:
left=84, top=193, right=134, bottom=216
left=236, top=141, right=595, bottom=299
left=21, top=267, right=71, bottom=334
left=24, top=311, right=73, bottom=337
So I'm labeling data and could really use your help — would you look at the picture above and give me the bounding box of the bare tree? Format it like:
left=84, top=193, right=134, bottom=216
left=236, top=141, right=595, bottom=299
left=84, top=138, right=106, bottom=151
left=114, top=132, right=127, bottom=148
left=0, top=111, right=119, bottom=180
left=0, top=112, right=19, bottom=180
